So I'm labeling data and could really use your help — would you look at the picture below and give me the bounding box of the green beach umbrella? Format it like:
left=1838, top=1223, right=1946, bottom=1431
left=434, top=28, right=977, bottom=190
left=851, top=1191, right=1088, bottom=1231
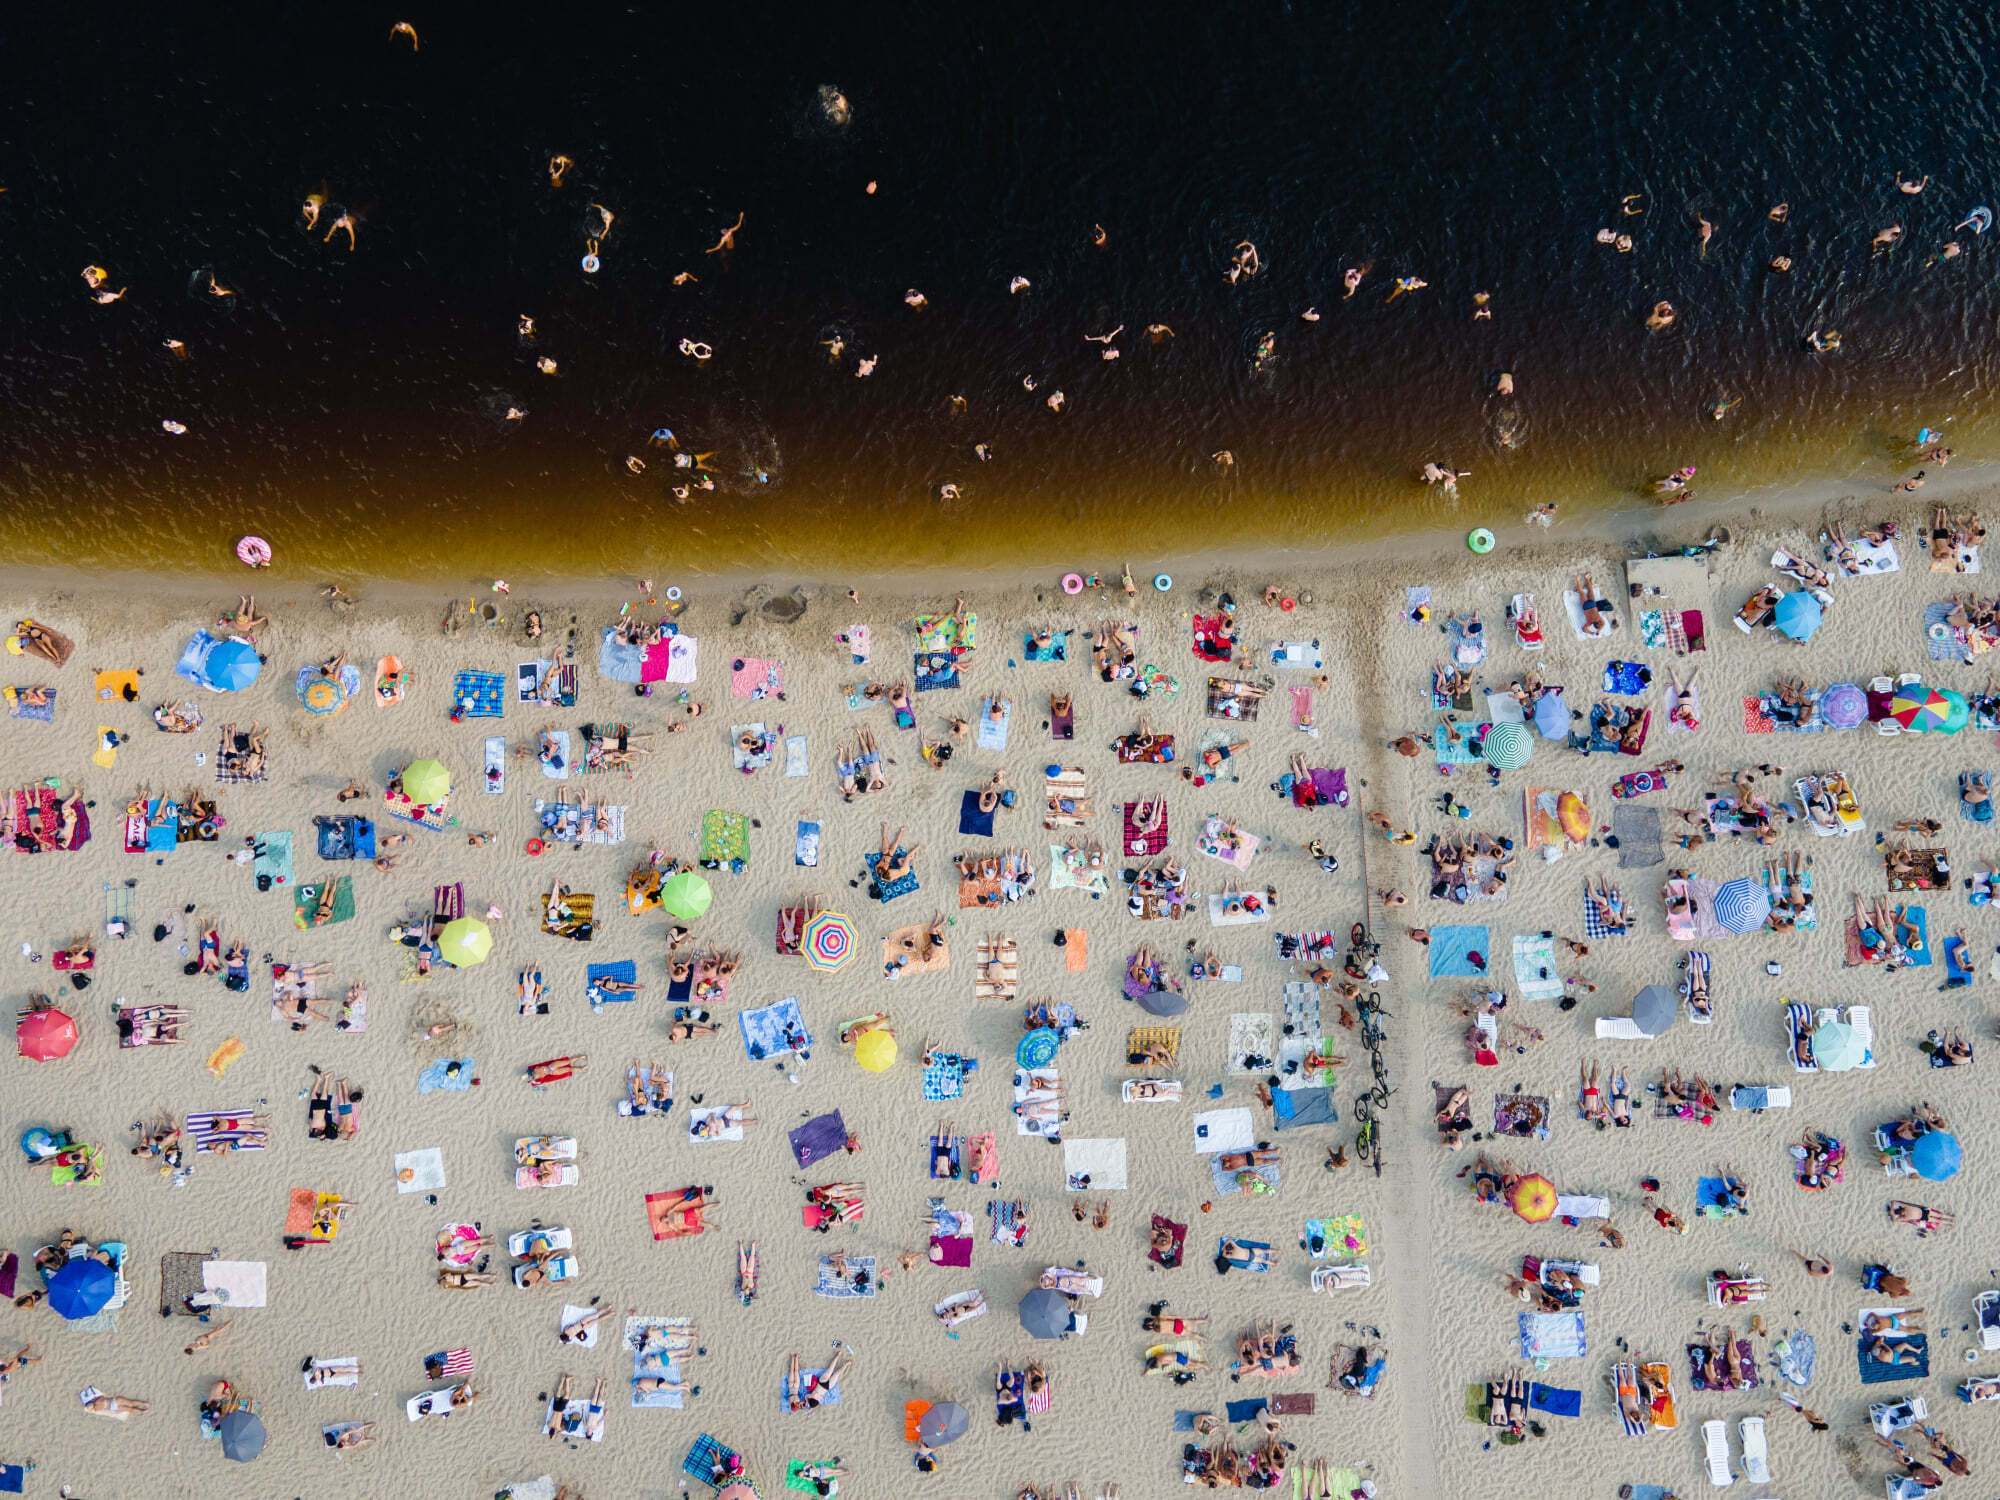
left=1479, top=721, right=1533, bottom=771
left=1811, top=1020, right=1863, bottom=1072
left=437, top=917, right=492, bottom=968
left=402, top=758, right=451, bottom=803
left=658, top=871, right=713, bottom=921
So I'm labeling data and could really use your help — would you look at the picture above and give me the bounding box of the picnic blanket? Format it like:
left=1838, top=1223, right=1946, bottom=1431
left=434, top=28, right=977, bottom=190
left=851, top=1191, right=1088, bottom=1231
left=814, top=1255, right=877, bottom=1298
left=1494, top=1094, right=1550, bottom=1141
left=1519, top=1311, right=1587, bottom=1360
left=1612, top=804, right=1665, bottom=867
left=540, top=889, right=594, bottom=941
left=292, top=877, right=354, bottom=930
left=450, top=670, right=505, bottom=719
left=787, top=1111, right=846, bottom=1169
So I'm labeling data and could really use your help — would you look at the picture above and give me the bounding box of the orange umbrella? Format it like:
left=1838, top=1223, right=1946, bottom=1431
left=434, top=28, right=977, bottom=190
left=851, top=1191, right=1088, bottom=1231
left=17, top=1006, right=77, bottom=1061
left=1509, top=1173, right=1558, bottom=1224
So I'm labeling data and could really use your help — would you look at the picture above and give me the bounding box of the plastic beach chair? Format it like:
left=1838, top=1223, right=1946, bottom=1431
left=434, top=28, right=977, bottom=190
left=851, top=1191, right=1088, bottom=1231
left=1701, top=1418, right=1734, bottom=1486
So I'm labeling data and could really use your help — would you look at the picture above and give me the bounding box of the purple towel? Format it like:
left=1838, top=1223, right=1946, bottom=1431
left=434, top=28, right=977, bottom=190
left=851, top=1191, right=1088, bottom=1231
left=929, top=1235, right=973, bottom=1268
left=1309, top=767, right=1349, bottom=806
left=788, top=1111, right=847, bottom=1169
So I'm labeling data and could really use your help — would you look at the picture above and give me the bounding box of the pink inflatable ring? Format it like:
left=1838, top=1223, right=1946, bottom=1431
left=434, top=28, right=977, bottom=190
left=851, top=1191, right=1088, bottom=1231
left=236, top=535, right=273, bottom=568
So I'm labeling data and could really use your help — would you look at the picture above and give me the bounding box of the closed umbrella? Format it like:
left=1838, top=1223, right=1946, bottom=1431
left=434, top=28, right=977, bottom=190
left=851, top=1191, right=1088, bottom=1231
left=47, top=1257, right=114, bottom=1320
left=1137, top=987, right=1190, bottom=1018
left=659, top=871, right=714, bottom=921
left=1510, top=1173, right=1558, bottom=1224
left=801, top=908, right=853, bottom=969
left=206, top=638, right=261, bottom=692
left=217, top=1408, right=267, bottom=1462
left=1019, top=1287, right=1072, bottom=1339
left=1773, top=591, right=1823, bottom=642
left=16, top=1006, right=77, bottom=1061
left=855, top=1029, right=896, bottom=1073
left=402, top=758, right=451, bottom=804
left=1912, top=1130, right=1962, bottom=1181
left=1533, top=692, right=1569, bottom=741
left=437, top=917, right=492, bottom=968
left=1812, top=1020, right=1864, bottom=1072
left=1821, top=681, right=1868, bottom=730
left=1631, top=985, right=1677, bottom=1037
left=918, top=1400, right=971, bottom=1447
left=1480, top=721, right=1533, bottom=771
left=1712, top=877, right=1770, bottom=935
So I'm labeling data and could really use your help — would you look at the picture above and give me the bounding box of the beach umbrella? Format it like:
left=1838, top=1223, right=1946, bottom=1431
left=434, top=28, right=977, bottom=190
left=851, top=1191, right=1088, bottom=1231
left=217, top=1408, right=267, bottom=1462
left=1821, top=681, right=1868, bottom=730
left=1938, top=689, right=1970, bottom=735
left=1017, top=1029, right=1061, bottom=1068
left=47, top=1256, right=114, bottom=1320
left=1532, top=692, right=1569, bottom=741
left=659, top=871, right=715, bottom=922
left=801, top=908, right=854, bottom=969
left=716, top=1485, right=759, bottom=1500
left=1811, top=1020, right=1864, bottom=1072
left=1480, top=721, right=1533, bottom=771
left=1631, top=985, right=1677, bottom=1038
left=917, top=1400, right=971, bottom=1447
left=436, top=917, right=492, bottom=968
left=1018, top=1287, right=1072, bottom=1339
left=1137, top=987, right=1190, bottom=1018
left=1912, top=1131, right=1963, bottom=1181
left=854, top=1028, right=897, bottom=1073
left=1889, top=686, right=1953, bottom=732
left=402, top=758, right=451, bottom=804
left=1509, top=1173, right=1558, bottom=1224
left=1712, top=877, right=1770, bottom=935
left=1773, top=591, right=1823, bottom=642
left=206, top=638, right=261, bottom=692
left=16, top=1006, right=77, bottom=1061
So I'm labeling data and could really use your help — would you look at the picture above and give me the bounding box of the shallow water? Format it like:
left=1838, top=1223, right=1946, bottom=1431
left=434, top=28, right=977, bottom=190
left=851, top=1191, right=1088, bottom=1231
left=1, top=5, right=1996, bottom=578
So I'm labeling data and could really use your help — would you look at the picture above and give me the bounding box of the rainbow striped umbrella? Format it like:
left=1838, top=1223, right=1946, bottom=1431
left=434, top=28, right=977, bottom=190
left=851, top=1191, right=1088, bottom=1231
left=803, top=910, right=856, bottom=972
left=1889, top=686, right=1954, bottom=732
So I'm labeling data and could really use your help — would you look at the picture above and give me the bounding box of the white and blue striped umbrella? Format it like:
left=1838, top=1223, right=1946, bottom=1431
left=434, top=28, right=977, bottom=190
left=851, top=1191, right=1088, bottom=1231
left=1712, top=876, right=1770, bottom=935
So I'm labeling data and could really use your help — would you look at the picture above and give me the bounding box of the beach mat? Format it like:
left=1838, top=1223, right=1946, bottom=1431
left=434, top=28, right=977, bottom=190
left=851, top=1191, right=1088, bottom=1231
left=1613, top=804, right=1665, bottom=868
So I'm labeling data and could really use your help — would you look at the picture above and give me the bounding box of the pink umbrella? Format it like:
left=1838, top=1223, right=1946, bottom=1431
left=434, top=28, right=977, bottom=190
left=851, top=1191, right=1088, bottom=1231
left=17, top=1006, right=77, bottom=1061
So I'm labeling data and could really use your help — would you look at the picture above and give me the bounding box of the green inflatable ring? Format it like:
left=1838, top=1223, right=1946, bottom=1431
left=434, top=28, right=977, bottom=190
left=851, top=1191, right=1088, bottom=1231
left=1467, top=528, right=1496, bottom=555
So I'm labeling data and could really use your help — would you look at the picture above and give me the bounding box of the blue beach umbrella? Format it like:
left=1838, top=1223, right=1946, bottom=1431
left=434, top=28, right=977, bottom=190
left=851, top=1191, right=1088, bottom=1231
left=206, top=638, right=261, bottom=691
left=1773, top=591, right=1822, bottom=642
left=217, top=1407, right=267, bottom=1462
left=47, top=1256, right=114, bottom=1320
left=1019, top=1287, right=1072, bottom=1339
left=1712, top=877, right=1770, bottom=935
left=1533, top=692, right=1569, bottom=741
left=1912, top=1131, right=1962, bottom=1181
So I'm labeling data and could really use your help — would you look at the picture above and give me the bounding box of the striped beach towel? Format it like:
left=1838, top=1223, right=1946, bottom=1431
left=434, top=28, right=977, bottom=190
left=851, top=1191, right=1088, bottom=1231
left=185, top=1110, right=265, bottom=1153
left=435, top=1347, right=474, bottom=1378
left=1025, top=1370, right=1053, bottom=1414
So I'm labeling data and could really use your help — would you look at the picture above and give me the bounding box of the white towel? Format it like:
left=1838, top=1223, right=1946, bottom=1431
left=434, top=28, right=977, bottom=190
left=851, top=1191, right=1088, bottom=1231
left=1192, top=1107, right=1255, bottom=1155
left=304, top=1358, right=361, bottom=1390
left=199, top=1260, right=267, bottom=1308
left=1062, top=1137, right=1128, bottom=1191
left=1554, top=1194, right=1610, bottom=1221
left=559, top=1303, right=600, bottom=1348
left=395, top=1147, right=447, bottom=1193
left=686, top=1107, right=746, bottom=1143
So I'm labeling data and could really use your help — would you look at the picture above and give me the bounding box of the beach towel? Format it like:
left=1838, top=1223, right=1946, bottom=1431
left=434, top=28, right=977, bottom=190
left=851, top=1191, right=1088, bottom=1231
left=1582, top=883, right=1629, bottom=940
left=912, top=651, right=959, bottom=691
left=1612, top=804, right=1665, bottom=868
left=1193, top=1107, right=1256, bottom=1155
left=251, top=830, right=293, bottom=889
left=1404, top=585, right=1432, bottom=624
left=1064, top=1137, right=1128, bottom=1191
left=682, top=1435, right=742, bottom=1487
left=1603, top=660, right=1652, bottom=694
left=1428, top=924, right=1489, bottom=977
left=185, top=1109, right=267, bottom=1154
left=1216, top=1237, right=1274, bottom=1274
left=1858, top=1329, right=1928, bottom=1383
left=973, top=935, right=1018, bottom=1000
left=1430, top=721, right=1480, bottom=765
left=586, top=959, right=638, bottom=1010
left=1529, top=1383, right=1582, bottom=1417
left=93, top=670, right=138, bottom=704
left=740, top=997, right=811, bottom=1062
left=698, top=808, right=750, bottom=873
left=4, top=686, right=54, bottom=722
left=1775, top=1330, right=1816, bottom=1387
left=1191, top=614, right=1234, bottom=663
left=1494, top=1094, right=1550, bottom=1141
left=914, top=609, right=977, bottom=654
left=1695, top=1176, right=1742, bottom=1218
left=1562, top=589, right=1618, bottom=639
left=1511, top=933, right=1564, bottom=1002
left=976, top=697, right=1012, bottom=751
left=956, top=789, right=995, bottom=837
left=627, top=1314, right=696, bottom=1407
left=450, top=670, right=504, bottom=719
left=292, top=877, right=354, bottom=930
left=539, top=889, right=594, bottom=941
left=199, top=1260, right=267, bottom=1309
left=1211, top=1153, right=1280, bottom=1196
left=1022, top=630, right=1068, bottom=662
left=730, top=656, right=784, bottom=700
left=731, top=723, right=773, bottom=774
left=814, top=1255, right=877, bottom=1298
left=1226, top=1013, right=1276, bottom=1073
left=417, top=1058, right=475, bottom=1094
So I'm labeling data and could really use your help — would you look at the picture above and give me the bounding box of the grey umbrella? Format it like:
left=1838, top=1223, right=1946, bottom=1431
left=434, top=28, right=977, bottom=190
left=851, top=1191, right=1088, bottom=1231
left=1631, top=984, right=1678, bottom=1038
left=1137, top=987, right=1189, bottom=1018
left=217, top=1407, right=267, bottom=1462
left=917, top=1400, right=971, bottom=1447
left=1018, top=1286, right=1072, bottom=1339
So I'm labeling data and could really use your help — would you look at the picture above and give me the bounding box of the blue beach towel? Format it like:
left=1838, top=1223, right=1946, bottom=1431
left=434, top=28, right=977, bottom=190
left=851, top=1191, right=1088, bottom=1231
left=923, top=1050, right=973, bottom=1102
left=976, top=697, right=1012, bottom=750
left=871, top=854, right=920, bottom=904
left=1431, top=722, right=1480, bottom=765
left=1925, top=601, right=1967, bottom=664
left=1225, top=1398, right=1269, bottom=1423
left=1428, top=924, right=1490, bottom=977
left=1899, top=905, right=1933, bottom=967
left=913, top=653, right=959, bottom=692
left=1528, top=1383, right=1582, bottom=1417
left=1776, top=1330, right=1816, bottom=1387
left=5, top=687, right=54, bottom=721
left=1602, top=660, right=1652, bottom=694
left=1270, top=1087, right=1337, bottom=1129
left=450, top=670, right=505, bottom=719
left=147, top=798, right=179, bottom=854
left=1217, top=1237, right=1273, bottom=1273
left=959, top=789, right=995, bottom=837
left=418, top=1057, right=475, bottom=1094
left=683, top=1434, right=741, bottom=1487
left=1859, top=1333, right=1928, bottom=1383
left=1023, top=631, right=1069, bottom=662
left=739, top=997, right=812, bottom=1062
left=253, top=829, right=293, bottom=887
left=814, top=1255, right=877, bottom=1298
left=587, top=960, right=638, bottom=1010
left=599, top=630, right=644, bottom=684
left=1695, top=1176, right=1738, bottom=1217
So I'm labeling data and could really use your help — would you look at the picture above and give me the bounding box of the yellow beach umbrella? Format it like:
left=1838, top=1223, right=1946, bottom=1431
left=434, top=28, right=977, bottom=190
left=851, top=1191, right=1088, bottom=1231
left=855, top=1028, right=897, bottom=1073
left=403, top=758, right=451, bottom=804
left=438, top=917, right=492, bottom=968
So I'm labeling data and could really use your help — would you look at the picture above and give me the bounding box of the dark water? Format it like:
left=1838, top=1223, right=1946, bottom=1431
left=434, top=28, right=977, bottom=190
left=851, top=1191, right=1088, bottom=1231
left=2, top=5, right=1997, bottom=579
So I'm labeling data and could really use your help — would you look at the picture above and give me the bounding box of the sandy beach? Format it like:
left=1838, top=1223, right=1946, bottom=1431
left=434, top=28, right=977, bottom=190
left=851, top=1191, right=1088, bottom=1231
left=2, top=487, right=1998, bottom=1499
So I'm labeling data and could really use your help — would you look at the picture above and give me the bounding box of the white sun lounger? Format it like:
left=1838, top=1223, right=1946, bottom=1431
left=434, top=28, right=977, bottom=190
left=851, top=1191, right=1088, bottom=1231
left=1739, top=1415, right=1770, bottom=1483
left=1701, top=1418, right=1734, bottom=1486
left=1594, top=1016, right=1649, bottom=1041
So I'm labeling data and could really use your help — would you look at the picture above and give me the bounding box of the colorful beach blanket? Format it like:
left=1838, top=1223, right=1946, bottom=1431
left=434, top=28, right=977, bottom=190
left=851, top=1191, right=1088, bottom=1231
left=450, top=670, right=505, bottom=719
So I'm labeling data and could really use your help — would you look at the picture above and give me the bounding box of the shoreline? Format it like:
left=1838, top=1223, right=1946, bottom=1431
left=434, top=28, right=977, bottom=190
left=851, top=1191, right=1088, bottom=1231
left=7, top=457, right=1993, bottom=616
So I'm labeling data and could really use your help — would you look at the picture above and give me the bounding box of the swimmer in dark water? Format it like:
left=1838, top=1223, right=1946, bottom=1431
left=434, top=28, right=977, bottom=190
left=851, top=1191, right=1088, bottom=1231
left=1343, top=262, right=1371, bottom=298
left=1696, top=215, right=1713, bottom=257
left=325, top=211, right=358, bottom=252
left=706, top=212, right=744, bottom=256
left=1090, top=223, right=1107, bottom=247
left=548, top=154, right=573, bottom=190
left=1385, top=275, right=1426, bottom=304
left=1872, top=224, right=1903, bottom=254
left=1898, top=173, right=1929, bottom=195
left=1646, top=300, right=1675, bottom=331
left=390, top=20, right=419, bottom=49
left=1768, top=202, right=1789, bottom=223
left=302, top=192, right=325, bottom=232
left=1084, top=325, right=1123, bottom=346
left=1145, top=323, right=1174, bottom=343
